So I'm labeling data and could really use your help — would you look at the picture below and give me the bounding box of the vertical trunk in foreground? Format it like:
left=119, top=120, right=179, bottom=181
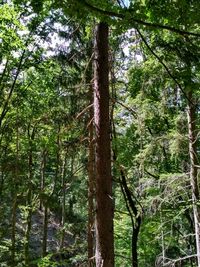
left=88, top=85, right=95, bottom=267
left=187, top=91, right=200, bottom=266
left=94, top=22, right=114, bottom=267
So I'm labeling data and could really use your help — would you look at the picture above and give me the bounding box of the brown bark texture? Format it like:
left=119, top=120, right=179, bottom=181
left=94, top=22, right=114, bottom=267
left=187, top=91, right=200, bottom=266
left=88, top=85, right=95, bottom=267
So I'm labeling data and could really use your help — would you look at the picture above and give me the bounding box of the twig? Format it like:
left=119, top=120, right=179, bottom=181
left=163, top=254, right=197, bottom=266
left=111, top=98, right=137, bottom=118
left=115, top=253, right=132, bottom=260
left=80, top=52, right=94, bottom=85
left=76, top=103, right=93, bottom=119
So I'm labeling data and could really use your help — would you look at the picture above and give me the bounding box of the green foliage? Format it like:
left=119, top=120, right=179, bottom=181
left=114, top=211, right=132, bottom=267
left=0, top=4, right=25, bottom=55
left=138, top=218, right=161, bottom=266
left=36, top=254, right=57, bottom=267
left=0, top=0, right=200, bottom=266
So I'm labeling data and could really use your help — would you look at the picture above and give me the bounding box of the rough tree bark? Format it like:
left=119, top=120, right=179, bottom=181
left=187, top=90, right=200, bottom=266
left=88, top=85, right=95, bottom=267
left=94, top=22, right=114, bottom=267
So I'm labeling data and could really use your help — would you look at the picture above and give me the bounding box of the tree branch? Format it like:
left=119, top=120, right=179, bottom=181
left=144, top=169, right=160, bottom=179
left=82, top=0, right=200, bottom=37
left=0, top=49, right=26, bottom=129
left=136, top=28, right=196, bottom=107
left=163, top=254, right=197, bottom=266
left=111, top=98, right=137, bottom=118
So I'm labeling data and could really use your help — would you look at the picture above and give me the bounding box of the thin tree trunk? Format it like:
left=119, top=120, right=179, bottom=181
left=94, top=22, right=114, bottom=267
left=88, top=85, right=95, bottom=267
left=11, top=108, right=20, bottom=266
left=24, top=176, right=33, bottom=266
left=187, top=90, right=200, bottom=266
left=41, top=150, right=48, bottom=257
left=40, top=149, right=47, bottom=210
left=11, top=191, right=17, bottom=267
left=0, top=50, right=25, bottom=128
left=112, top=108, right=141, bottom=267
left=132, top=226, right=140, bottom=267
left=42, top=205, right=48, bottom=257
left=0, top=171, right=5, bottom=199
left=120, top=169, right=141, bottom=267
left=24, top=127, right=34, bottom=266
left=60, top=153, right=67, bottom=249
left=52, top=125, right=61, bottom=196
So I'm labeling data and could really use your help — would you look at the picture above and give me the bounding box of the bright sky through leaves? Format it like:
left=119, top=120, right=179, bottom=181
left=124, top=0, right=130, bottom=7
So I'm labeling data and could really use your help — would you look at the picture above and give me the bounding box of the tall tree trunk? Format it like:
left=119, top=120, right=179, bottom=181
left=53, top=125, right=61, bottom=196
left=40, top=150, right=48, bottom=257
left=42, top=205, right=48, bottom=257
left=40, top=149, right=47, bottom=210
left=88, top=85, right=95, bottom=267
left=10, top=87, right=19, bottom=267
left=11, top=189, right=17, bottom=267
left=11, top=109, right=20, bottom=266
left=94, top=22, right=114, bottom=267
left=60, top=153, right=67, bottom=249
left=187, top=90, right=200, bottom=266
left=24, top=127, right=34, bottom=266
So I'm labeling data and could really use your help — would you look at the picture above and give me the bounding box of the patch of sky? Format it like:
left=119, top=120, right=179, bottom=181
left=124, top=0, right=130, bottom=7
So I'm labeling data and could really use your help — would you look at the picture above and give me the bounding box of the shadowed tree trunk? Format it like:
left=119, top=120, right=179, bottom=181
left=120, top=169, right=141, bottom=267
left=187, top=90, right=200, bottom=266
left=94, top=22, right=114, bottom=267
left=24, top=125, right=35, bottom=266
left=40, top=150, right=48, bottom=257
left=60, top=153, right=68, bottom=249
left=53, top=125, right=61, bottom=196
left=42, top=204, right=48, bottom=257
left=40, top=149, right=47, bottom=210
left=10, top=122, right=19, bottom=267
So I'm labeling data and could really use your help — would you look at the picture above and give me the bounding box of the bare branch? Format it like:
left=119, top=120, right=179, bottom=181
left=115, top=253, right=132, bottom=261
left=111, top=98, right=137, bottom=118
left=163, top=254, right=197, bottom=266
left=76, top=103, right=93, bottom=119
